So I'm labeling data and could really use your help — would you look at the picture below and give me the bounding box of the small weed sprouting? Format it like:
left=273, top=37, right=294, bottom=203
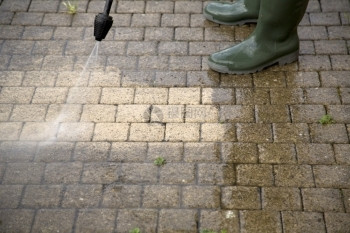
left=129, top=227, right=140, bottom=233
left=62, top=0, right=77, bottom=14
left=319, top=114, right=335, bottom=125
left=200, top=230, right=228, bottom=233
left=154, top=157, right=166, bottom=166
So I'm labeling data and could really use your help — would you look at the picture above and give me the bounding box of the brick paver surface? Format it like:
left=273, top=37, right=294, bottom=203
left=0, top=0, right=349, bottom=232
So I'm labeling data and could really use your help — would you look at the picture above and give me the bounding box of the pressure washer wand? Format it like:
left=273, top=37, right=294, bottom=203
left=94, top=0, right=113, bottom=41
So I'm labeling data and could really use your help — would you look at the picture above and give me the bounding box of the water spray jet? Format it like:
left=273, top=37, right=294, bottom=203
left=94, top=0, right=113, bottom=41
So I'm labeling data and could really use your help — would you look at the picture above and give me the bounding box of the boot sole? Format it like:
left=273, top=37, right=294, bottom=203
left=208, top=50, right=299, bottom=75
left=203, top=12, right=258, bottom=26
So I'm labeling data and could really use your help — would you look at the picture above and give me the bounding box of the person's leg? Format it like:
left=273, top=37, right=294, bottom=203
left=204, top=0, right=260, bottom=25
left=208, top=0, right=309, bottom=74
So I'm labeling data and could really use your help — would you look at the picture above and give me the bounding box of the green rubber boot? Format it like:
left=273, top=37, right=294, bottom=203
left=204, top=0, right=260, bottom=25
left=208, top=0, right=309, bottom=74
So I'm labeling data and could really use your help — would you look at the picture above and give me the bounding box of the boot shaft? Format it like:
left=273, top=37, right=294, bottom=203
left=255, top=0, right=309, bottom=41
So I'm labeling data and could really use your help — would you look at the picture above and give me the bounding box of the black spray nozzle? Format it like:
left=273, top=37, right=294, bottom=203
left=94, top=0, right=113, bottom=41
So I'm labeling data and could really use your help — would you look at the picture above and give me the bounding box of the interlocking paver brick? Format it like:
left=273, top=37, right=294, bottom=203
left=201, top=123, right=236, bottom=142
left=21, top=185, right=62, bottom=208
left=161, top=13, right=189, bottom=27
left=274, top=164, right=314, bottom=187
left=0, top=209, right=34, bottom=233
left=273, top=123, right=310, bottom=143
left=236, top=88, right=270, bottom=105
left=134, top=88, right=168, bottom=104
left=341, top=88, right=350, bottom=104
left=102, top=184, right=141, bottom=208
left=331, top=55, right=350, bottom=70
left=148, top=142, right=183, bottom=162
left=66, top=87, right=101, bottom=104
left=9, top=55, right=43, bottom=71
left=62, top=184, right=102, bottom=208
left=302, top=188, right=344, bottom=212
left=310, top=12, right=341, bottom=25
left=121, top=71, right=155, bottom=86
left=120, top=163, right=158, bottom=184
left=296, top=143, right=335, bottom=164
left=165, top=123, right=200, bottom=141
left=258, top=143, right=297, bottom=164
left=256, top=105, right=290, bottom=123
left=139, top=55, right=169, bottom=70
left=44, top=162, right=82, bottom=184
left=74, top=142, right=110, bottom=162
left=32, top=209, right=75, bottom=233
left=81, top=162, right=119, bottom=184
left=0, top=141, right=37, bottom=162
left=54, top=26, right=84, bottom=40
left=262, top=187, right=301, bottom=211
left=200, top=210, right=239, bottom=233
left=158, top=42, right=188, bottom=56
left=12, top=12, right=43, bottom=25
left=168, top=87, right=200, bottom=104
left=29, top=0, right=60, bottom=12
left=116, top=209, right=157, bottom=233
left=87, top=0, right=115, bottom=13
left=160, top=163, right=195, bottom=184
left=0, top=71, right=23, bottom=86
left=222, top=186, right=260, bottom=209
left=46, top=104, right=82, bottom=122
left=0, top=122, right=22, bottom=140
left=0, top=11, right=14, bottom=24
left=32, top=87, right=68, bottom=104
left=237, top=164, right=273, bottom=186
left=202, top=88, right=235, bottom=104
left=131, top=13, right=161, bottom=27
left=237, top=123, right=273, bottom=143
left=42, top=55, right=75, bottom=71
left=3, top=162, right=44, bottom=184
left=334, top=144, right=350, bottom=165
left=188, top=71, right=220, bottom=87
left=175, top=1, right=202, bottom=13
left=1, top=40, right=34, bottom=55
left=151, top=105, right=184, bottom=123
left=182, top=185, right=220, bottom=208
left=313, top=165, right=350, bottom=188
left=57, top=122, right=94, bottom=141
left=240, top=210, right=282, bottom=233
left=222, top=142, right=258, bottom=163
left=342, top=189, right=350, bottom=212
left=310, top=124, right=349, bottom=143
left=320, top=71, right=350, bottom=87
left=146, top=1, right=174, bottom=13
left=186, top=105, right=218, bottom=122
left=282, top=211, right=326, bottom=233
left=0, top=25, right=23, bottom=39
left=115, top=27, right=144, bottom=41
left=10, top=104, right=47, bottom=122
left=35, top=142, right=74, bottom=162
left=116, top=104, right=149, bottom=122
left=143, top=185, right=180, bottom=208
left=23, top=71, right=57, bottom=86
left=0, top=185, right=23, bottom=208
left=198, top=163, right=235, bottom=185
left=22, top=26, right=54, bottom=40
left=300, top=40, right=315, bottom=55
left=111, top=142, right=147, bottom=163
left=169, top=56, right=202, bottom=70
left=75, top=209, right=116, bottom=233
left=315, top=40, right=348, bottom=54
left=184, top=142, right=220, bottom=162
left=129, top=123, right=165, bottom=141
left=101, top=87, right=134, bottom=104
left=81, top=104, right=116, bottom=122
left=321, top=0, right=350, bottom=12
left=175, top=27, right=203, bottom=41
left=0, top=104, right=12, bottom=121
left=127, top=41, right=157, bottom=55
left=117, top=1, right=145, bottom=13
left=328, top=26, right=350, bottom=39
left=159, top=209, right=198, bottom=233
left=290, top=105, right=326, bottom=123
left=93, top=123, right=129, bottom=141
left=328, top=105, right=350, bottom=123
left=154, top=71, right=187, bottom=87
left=324, top=213, right=350, bottom=233
left=205, top=27, right=235, bottom=41
left=298, top=26, right=328, bottom=40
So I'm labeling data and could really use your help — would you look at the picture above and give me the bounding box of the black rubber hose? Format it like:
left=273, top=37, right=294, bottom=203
left=103, top=0, right=113, bottom=15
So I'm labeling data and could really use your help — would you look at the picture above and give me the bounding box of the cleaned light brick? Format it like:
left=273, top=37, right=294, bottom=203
left=165, top=123, right=200, bottom=141
left=101, top=88, right=134, bottom=104
left=57, top=123, right=94, bottom=141
left=20, top=122, right=58, bottom=141
left=67, top=87, right=101, bottom=104
left=168, top=88, right=200, bottom=104
left=46, top=104, right=82, bottom=122
left=134, top=88, right=168, bottom=104
left=32, top=87, right=68, bottom=104
left=116, top=105, right=150, bottom=122
left=0, top=122, right=22, bottom=140
left=129, top=123, right=165, bottom=141
left=81, top=105, right=116, bottom=122
left=201, top=123, right=236, bottom=142
left=93, top=123, right=129, bottom=141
